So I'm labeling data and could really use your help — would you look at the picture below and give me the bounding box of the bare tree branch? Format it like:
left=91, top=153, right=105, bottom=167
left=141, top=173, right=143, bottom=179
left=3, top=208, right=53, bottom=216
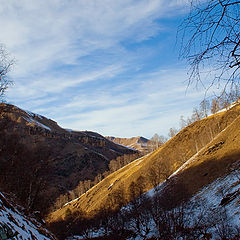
left=178, top=0, right=240, bottom=93
left=0, top=44, right=14, bottom=100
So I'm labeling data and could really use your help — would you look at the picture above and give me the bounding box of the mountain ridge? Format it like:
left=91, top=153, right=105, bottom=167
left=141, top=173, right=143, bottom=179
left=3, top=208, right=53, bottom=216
left=0, top=103, right=137, bottom=215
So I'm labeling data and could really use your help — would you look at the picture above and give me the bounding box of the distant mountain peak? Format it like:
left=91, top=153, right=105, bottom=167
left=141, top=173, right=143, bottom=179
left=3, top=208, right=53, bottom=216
left=106, top=135, right=149, bottom=152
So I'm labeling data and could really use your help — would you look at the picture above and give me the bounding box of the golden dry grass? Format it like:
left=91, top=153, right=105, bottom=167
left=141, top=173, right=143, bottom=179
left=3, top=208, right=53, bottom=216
left=47, top=103, right=240, bottom=223
left=167, top=113, right=240, bottom=202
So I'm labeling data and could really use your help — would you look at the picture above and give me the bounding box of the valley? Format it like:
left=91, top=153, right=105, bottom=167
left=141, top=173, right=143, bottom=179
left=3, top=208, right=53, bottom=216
left=1, top=101, right=240, bottom=239
left=1, top=1, right=240, bottom=239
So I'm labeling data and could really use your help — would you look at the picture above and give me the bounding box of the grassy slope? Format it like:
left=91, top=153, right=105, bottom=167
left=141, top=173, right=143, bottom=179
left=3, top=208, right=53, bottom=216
left=164, top=112, right=240, bottom=204
left=48, top=103, right=240, bottom=222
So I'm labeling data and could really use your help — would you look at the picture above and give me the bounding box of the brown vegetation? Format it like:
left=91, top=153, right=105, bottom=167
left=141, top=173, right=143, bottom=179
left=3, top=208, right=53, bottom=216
left=48, top=101, right=240, bottom=223
left=0, top=103, right=137, bottom=215
left=49, top=180, right=240, bottom=240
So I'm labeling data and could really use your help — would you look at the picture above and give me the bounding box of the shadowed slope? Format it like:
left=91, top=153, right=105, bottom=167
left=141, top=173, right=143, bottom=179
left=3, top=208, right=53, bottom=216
left=0, top=192, right=56, bottom=240
left=0, top=103, right=137, bottom=214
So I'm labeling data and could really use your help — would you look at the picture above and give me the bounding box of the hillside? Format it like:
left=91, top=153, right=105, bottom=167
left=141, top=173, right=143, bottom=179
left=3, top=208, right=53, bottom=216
left=0, top=103, right=137, bottom=215
left=106, top=136, right=149, bottom=152
left=0, top=192, right=56, bottom=240
left=48, top=102, right=240, bottom=223
left=50, top=168, right=240, bottom=239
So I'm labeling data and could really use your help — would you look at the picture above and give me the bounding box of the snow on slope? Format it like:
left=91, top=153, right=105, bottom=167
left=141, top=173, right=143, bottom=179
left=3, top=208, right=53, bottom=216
left=114, top=142, right=136, bottom=151
left=63, top=166, right=240, bottom=240
left=23, top=116, right=51, bottom=131
left=191, top=169, right=240, bottom=227
left=149, top=168, right=240, bottom=234
left=0, top=193, right=55, bottom=240
left=147, top=155, right=240, bottom=223
left=24, top=109, right=44, bottom=120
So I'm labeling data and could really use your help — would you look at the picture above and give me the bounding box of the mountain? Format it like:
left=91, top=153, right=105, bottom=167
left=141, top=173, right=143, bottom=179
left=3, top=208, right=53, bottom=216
left=0, top=103, right=137, bottom=215
left=106, top=136, right=149, bottom=152
left=2, top=102, right=240, bottom=239
left=0, top=192, right=56, bottom=240
left=47, top=101, right=240, bottom=230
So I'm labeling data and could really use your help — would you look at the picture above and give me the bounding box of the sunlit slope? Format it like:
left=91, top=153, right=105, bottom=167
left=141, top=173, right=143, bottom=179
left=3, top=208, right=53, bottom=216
left=162, top=112, right=240, bottom=205
left=48, top=103, right=240, bottom=222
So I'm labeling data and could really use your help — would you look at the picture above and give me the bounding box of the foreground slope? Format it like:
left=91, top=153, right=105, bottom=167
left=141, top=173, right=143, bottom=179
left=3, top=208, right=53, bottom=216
left=0, top=103, right=136, bottom=214
left=52, top=168, right=240, bottom=240
left=48, top=102, right=240, bottom=222
left=0, top=192, right=56, bottom=240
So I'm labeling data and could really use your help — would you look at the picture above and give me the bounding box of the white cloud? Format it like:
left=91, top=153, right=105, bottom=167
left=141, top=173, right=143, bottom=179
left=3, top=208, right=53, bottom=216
left=3, top=0, right=188, bottom=98
left=2, top=0, right=202, bottom=138
left=7, top=64, right=124, bottom=103
left=38, top=68, right=210, bottom=138
left=1, top=0, right=188, bottom=76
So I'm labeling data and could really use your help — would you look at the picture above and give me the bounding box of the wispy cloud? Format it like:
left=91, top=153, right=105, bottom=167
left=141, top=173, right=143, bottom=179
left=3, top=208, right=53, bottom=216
left=2, top=0, right=187, bottom=76
left=31, top=68, right=209, bottom=138
left=8, top=64, right=124, bottom=102
left=2, top=0, right=209, bottom=138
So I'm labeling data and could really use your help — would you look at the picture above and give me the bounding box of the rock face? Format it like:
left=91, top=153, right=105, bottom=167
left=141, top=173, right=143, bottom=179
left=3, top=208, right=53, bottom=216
left=0, top=103, right=137, bottom=214
left=106, top=136, right=149, bottom=152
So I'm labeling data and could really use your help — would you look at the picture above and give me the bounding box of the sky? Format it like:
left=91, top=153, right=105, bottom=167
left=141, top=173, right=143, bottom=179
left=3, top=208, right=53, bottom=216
left=1, top=0, right=217, bottom=138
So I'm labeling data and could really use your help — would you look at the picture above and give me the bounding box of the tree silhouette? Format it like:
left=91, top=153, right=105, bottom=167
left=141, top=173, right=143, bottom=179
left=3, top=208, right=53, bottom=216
left=0, top=45, right=14, bottom=100
left=179, top=0, right=240, bottom=91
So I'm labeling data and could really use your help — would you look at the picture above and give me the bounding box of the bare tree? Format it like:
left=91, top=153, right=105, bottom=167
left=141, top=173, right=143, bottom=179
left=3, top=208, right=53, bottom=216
left=179, top=0, right=240, bottom=91
left=168, top=127, right=178, bottom=138
left=0, top=45, right=14, bottom=100
left=147, top=161, right=170, bottom=190
left=149, top=133, right=168, bottom=151
left=179, top=115, right=187, bottom=129
left=199, top=99, right=210, bottom=118
left=229, top=84, right=240, bottom=101
left=211, top=98, right=220, bottom=114
left=191, top=107, right=202, bottom=122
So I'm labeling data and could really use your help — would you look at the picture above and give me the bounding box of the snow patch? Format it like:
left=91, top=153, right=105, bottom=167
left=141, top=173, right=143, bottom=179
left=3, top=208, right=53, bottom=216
left=20, top=108, right=44, bottom=119
left=114, top=142, right=136, bottom=151
left=23, top=116, right=51, bottom=131
left=65, top=128, right=73, bottom=132
left=192, top=170, right=240, bottom=226
left=110, top=149, right=117, bottom=153
left=64, top=197, right=81, bottom=207
left=27, top=110, right=44, bottom=119
left=169, top=151, right=200, bottom=178
left=207, top=101, right=239, bottom=117
left=108, top=183, right=114, bottom=190
left=0, top=193, right=55, bottom=240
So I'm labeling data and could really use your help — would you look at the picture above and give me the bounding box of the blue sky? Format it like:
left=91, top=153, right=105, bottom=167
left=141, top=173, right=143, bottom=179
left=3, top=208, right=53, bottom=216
left=1, top=0, right=216, bottom=138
